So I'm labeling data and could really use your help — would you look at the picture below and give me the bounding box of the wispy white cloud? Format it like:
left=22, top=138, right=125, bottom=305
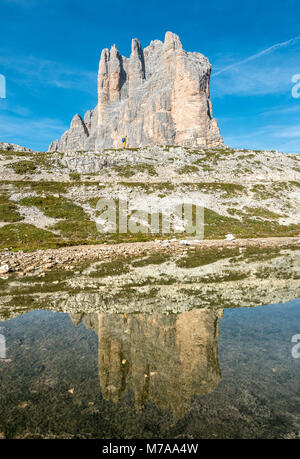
left=0, top=112, right=68, bottom=150
left=213, top=35, right=300, bottom=77
left=0, top=99, right=33, bottom=117
left=223, top=122, right=300, bottom=154
left=211, top=33, right=300, bottom=98
left=0, top=53, right=97, bottom=150
left=275, top=125, right=300, bottom=138
left=0, top=54, right=97, bottom=94
left=211, top=51, right=300, bottom=97
left=259, top=104, right=300, bottom=116
left=1, top=0, right=47, bottom=7
left=228, top=122, right=300, bottom=138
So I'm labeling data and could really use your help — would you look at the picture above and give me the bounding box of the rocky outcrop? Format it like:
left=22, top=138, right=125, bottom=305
left=49, top=31, right=223, bottom=152
left=49, top=114, right=89, bottom=152
left=0, top=142, right=33, bottom=152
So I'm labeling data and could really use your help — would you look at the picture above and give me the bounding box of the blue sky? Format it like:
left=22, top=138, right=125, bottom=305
left=0, top=0, right=300, bottom=152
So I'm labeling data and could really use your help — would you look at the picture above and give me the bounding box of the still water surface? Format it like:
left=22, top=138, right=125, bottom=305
left=0, top=299, right=299, bottom=438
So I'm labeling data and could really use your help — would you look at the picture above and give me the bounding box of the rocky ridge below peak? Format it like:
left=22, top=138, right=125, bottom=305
left=0, top=145, right=300, bottom=251
left=0, top=142, right=34, bottom=153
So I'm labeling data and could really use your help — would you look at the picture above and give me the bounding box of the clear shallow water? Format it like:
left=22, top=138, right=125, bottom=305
left=0, top=300, right=299, bottom=439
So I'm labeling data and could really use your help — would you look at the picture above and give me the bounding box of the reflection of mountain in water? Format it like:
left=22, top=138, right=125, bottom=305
left=1, top=248, right=300, bottom=321
left=2, top=249, right=299, bottom=417
left=70, top=309, right=223, bottom=418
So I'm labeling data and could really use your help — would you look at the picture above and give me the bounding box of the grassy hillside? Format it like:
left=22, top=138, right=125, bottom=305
left=1, top=146, right=300, bottom=251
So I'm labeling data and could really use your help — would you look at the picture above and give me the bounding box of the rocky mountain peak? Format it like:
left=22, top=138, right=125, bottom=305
left=49, top=32, right=224, bottom=152
left=131, top=37, right=142, bottom=56
left=70, top=114, right=85, bottom=129
left=164, top=31, right=183, bottom=51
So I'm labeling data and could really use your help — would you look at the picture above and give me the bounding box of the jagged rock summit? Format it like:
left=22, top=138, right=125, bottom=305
left=49, top=32, right=223, bottom=152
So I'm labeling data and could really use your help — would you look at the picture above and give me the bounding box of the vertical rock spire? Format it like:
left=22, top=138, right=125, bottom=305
left=98, top=45, right=124, bottom=125
left=163, top=31, right=183, bottom=51
left=98, top=48, right=110, bottom=123
left=128, top=38, right=145, bottom=95
left=108, top=44, right=122, bottom=102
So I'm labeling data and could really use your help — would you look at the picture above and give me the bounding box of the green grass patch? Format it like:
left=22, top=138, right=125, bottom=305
left=176, top=247, right=240, bottom=268
left=20, top=196, right=87, bottom=220
left=193, top=148, right=234, bottom=165
left=132, top=253, right=171, bottom=267
left=184, top=182, right=245, bottom=196
left=126, top=275, right=177, bottom=287
left=251, top=182, right=291, bottom=200
left=89, top=257, right=131, bottom=278
left=3, top=180, right=105, bottom=195
left=0, top=223, right=57, bottom=250
left=8, top=160, right=37, bottom=175
left=69, top=172, right=81, bottom=181
left=238, top=246, right=281, bottom=262
left=227, top=206, right=282, bottom=220
left=53, top=220, right=99, bottom=239
left=242, top=206, right=282, bottom=220
left=86, top=198, right=101, bottom=208
left=203, top=208, right=300, bottom=239
left=0, top=195, right=23, bottom=222
left=18, top=269, right=75, bottom=284
left=176, top=165, right=199, bottom=175
left=112, top=164, right=158, bottom=177
left=119, top=182, right=175, bottom=193
left=200, top=271, right=248, bottom=283
left=2, top=181, right=73, bottom=194
left=290, top=181, right=300, bottom=189
left=6, top=152, right=55, bottom=175
left=255, top=266, right=300, bottom=280
left=0, top=149, right=33, bottom=157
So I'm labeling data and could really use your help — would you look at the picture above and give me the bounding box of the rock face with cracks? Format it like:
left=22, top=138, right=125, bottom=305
left=49, top=32, right=223, bottom=152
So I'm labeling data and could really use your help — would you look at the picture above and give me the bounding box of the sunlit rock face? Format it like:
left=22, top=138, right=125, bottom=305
left=49, top=31, right=223, bottom=152
left=94, top=309, right=223, bottom=418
